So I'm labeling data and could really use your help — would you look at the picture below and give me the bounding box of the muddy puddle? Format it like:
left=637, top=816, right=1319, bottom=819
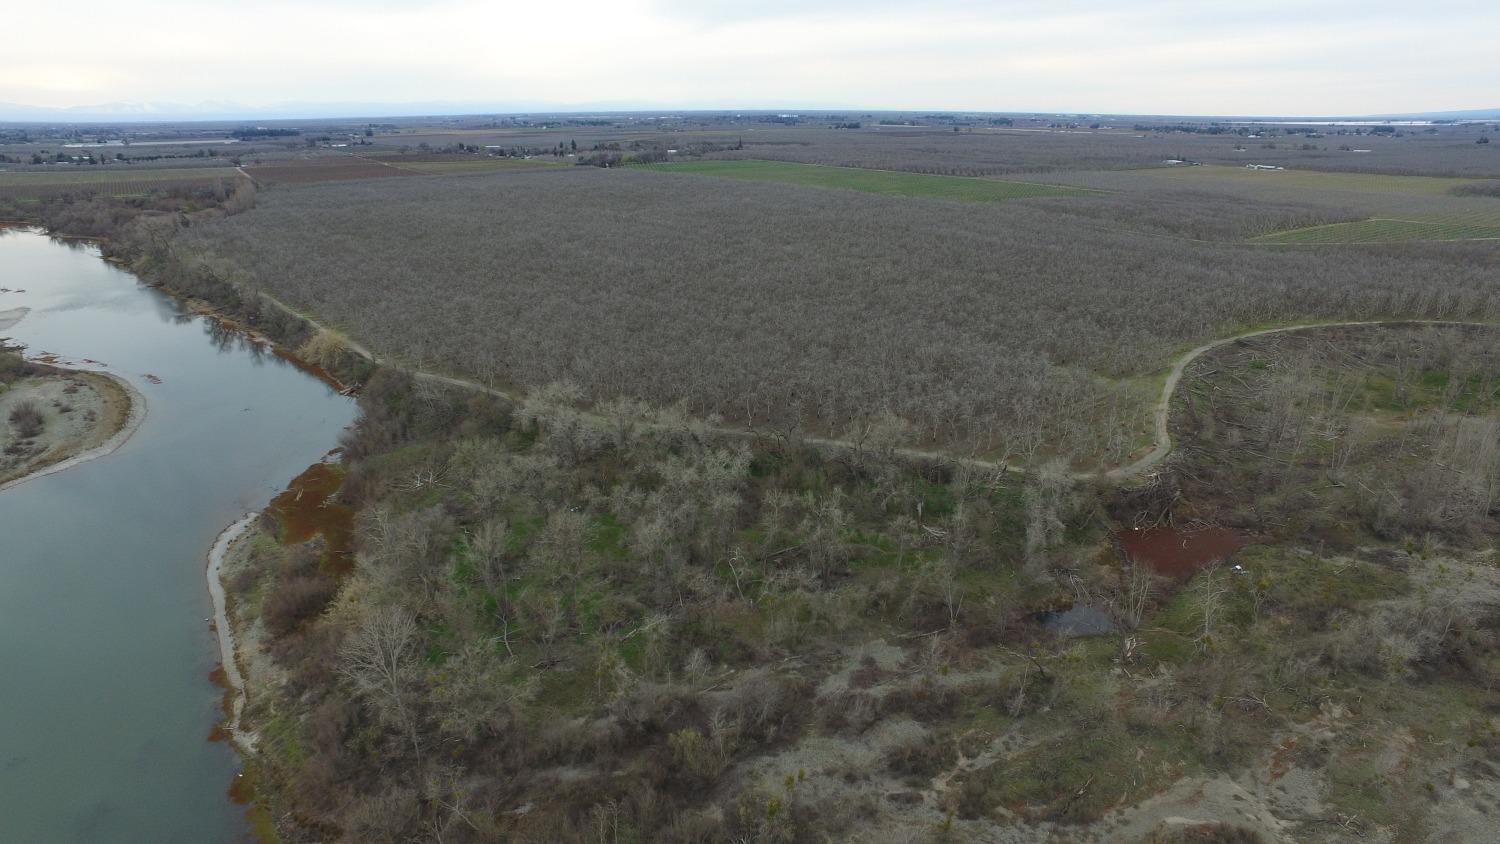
left=1036, top=604, right=1117, bottom=637
left=1115, top=525, right=1248, bottom=579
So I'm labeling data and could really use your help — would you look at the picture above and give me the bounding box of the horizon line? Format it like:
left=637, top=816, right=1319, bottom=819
left=1, top=101, right=1498, bottom=126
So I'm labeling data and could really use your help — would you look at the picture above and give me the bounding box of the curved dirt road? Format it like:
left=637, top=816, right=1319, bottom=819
left=1097, top=319, right=1495, bottom=481
left=253, top=292, right=1495, bottom=483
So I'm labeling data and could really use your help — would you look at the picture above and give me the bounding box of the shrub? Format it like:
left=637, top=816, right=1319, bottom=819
left=884, top=732, right=956, bottom=780
left=0, top=351, right=30, bottom=381
left=262, top=572, right=338, bottom=637
left=8, top=400, right=44, bottom=439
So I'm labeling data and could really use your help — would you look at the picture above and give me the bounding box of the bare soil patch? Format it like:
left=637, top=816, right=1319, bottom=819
left=244, top=157, right=415, bottom=185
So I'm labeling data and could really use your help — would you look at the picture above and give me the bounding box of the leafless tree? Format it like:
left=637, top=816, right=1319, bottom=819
left=339, top=606, right=423, bottom=759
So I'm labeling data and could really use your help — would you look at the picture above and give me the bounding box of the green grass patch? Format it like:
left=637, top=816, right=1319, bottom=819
left=359, top=441, right=454, bottom=511
left=958, top=721, right=1197, bottom=823
left=505, top=514, right=545, bottom=556
left=1260, top=549, right=1407, bottom=619
left=263, top=711, right=309, bottom=769
left=535, top=665, right=595, bottom=714
left=644, top=160, right=1095, bottom=203
left=918, top=480, right=956, bottom=517
left=1351, top=370, right=1500, bottom=414
left=1139, top=629, right=1194, bottom=665
left=1151, top=588, right=1205, bottom=638
left=588, top=513, right=629, bottom=560
left=842, top=529, right=903, bottom=572
left=1323, top=752, right=1399, bottom=826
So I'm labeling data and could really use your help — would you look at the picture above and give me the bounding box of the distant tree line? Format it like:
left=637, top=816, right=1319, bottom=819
left=232, top=127, right=301, bottom=139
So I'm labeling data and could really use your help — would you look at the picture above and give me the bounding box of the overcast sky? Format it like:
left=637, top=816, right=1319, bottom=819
left=6, top=0, right=1497, bottom=116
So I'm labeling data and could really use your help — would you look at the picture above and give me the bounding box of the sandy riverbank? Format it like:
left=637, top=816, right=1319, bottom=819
left=208, top=513, right=289, bottom=756
left=0, top=367, right=145, bottom=492
left=208, top=513, right=261, bottom=755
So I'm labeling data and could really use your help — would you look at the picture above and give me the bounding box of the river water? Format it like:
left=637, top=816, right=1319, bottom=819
left=0, top=228, right=358, bottom=842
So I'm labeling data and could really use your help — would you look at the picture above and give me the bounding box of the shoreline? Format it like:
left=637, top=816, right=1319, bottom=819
left=0, top=367, right=147, bottom=494
left=207, top=511, right=261, bottom=755
left=3, top=224, right=325, bottom=843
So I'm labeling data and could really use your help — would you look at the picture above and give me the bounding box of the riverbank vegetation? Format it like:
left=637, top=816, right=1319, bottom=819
left=230, top=322, right=1500, bottom=843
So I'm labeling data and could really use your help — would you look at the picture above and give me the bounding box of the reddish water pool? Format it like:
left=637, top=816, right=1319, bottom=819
left=1115, top=525, right=1247, bottom=578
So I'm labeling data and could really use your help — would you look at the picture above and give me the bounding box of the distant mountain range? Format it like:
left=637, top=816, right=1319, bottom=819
left=0, top=100, right=1496, bottom=124
left=0, top=100, right=595, bottom=123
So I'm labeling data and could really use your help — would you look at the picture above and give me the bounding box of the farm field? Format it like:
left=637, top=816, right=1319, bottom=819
left=393, top=157, right=564, bottom=174
left=644, top=159, right=1095, bottom=202
left=691, top=122, right=1500, bottom=179
left=1137, top=163, right=1476, bottom=195
left=243, top=156, right=413, bottom=185
left=1256, top=213, right=1500, bottom=243
left=0, top=166, right=241, bottom=200
left=1045, top=163, right=1500, bottom=242
left=172, top=165, right=1500, bottom=469
left=243, top=153, right=571, bottom=183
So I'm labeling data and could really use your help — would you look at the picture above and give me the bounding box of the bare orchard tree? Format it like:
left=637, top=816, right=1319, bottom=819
left=359, top=505, right=453, bottom=608
left=470, top=517, right=510, bottom=595
left=518, top=381, right=607, bottom=467
left=844, top=410, right=913, bottom=467
left=1111, top=563, right=1158, bottom=631
left=340, top=606, right=423, bottom=759
left=1023, top=460, right=1070, bottom=574
left=1192, top=564, right=1230, bottom=653
left=179, top=166, right=1500, bottom=462
left=538, top=508, right=592, bottom=593
left=428, top=641, right=537, bottom=743
left=468, top=517, right=523, bottom=654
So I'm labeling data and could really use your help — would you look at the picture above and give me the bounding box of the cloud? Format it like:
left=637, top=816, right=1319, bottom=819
left=3, top=0, right=1496, bottom=116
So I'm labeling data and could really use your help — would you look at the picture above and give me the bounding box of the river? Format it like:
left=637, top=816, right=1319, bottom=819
left=0, top=228, right=358, bottom=842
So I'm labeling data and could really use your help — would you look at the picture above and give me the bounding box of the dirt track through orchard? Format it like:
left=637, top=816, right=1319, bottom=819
left=256, top=290, right=1495, bottom=483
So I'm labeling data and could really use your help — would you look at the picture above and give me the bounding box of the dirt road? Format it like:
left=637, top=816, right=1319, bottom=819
left=252, top=291, right=1495, bottom=483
